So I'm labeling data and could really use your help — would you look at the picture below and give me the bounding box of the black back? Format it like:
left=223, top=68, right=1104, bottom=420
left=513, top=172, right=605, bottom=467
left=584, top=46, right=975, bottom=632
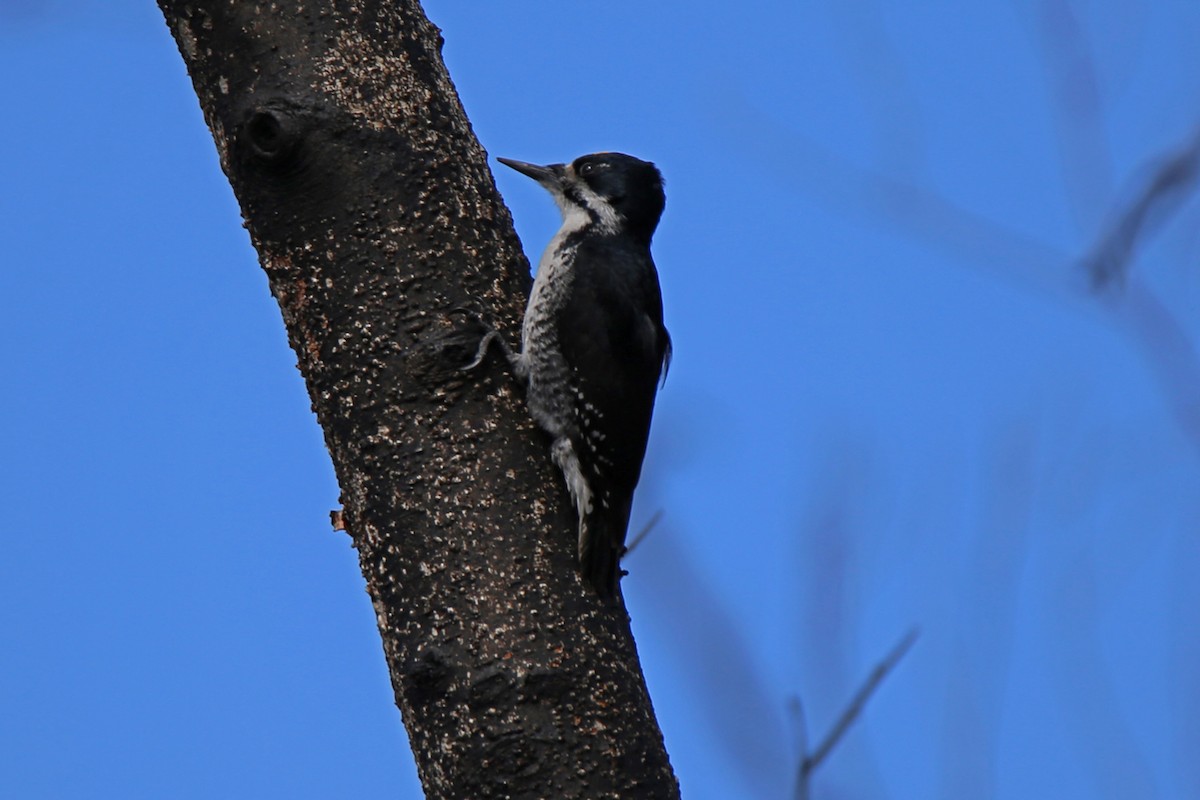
left=558, top=231, right=670, bottom=498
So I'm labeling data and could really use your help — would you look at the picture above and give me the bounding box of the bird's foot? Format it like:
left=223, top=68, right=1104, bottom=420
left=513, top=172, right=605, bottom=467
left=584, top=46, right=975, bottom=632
left=461, top=329, right=501, bottom=371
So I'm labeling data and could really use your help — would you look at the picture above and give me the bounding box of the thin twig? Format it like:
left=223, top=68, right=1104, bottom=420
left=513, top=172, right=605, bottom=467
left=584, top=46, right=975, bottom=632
left=796, top=628, right=920, bottom=791
left=623, top=509, right=664, bottom=557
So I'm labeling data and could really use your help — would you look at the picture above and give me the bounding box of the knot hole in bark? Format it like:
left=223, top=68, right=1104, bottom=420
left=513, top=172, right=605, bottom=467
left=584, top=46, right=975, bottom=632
left=241, top=107, right=300, bottom=168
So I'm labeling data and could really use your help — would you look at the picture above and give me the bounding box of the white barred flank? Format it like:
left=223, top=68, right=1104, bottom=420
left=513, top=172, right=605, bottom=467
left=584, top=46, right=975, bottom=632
left=550, top=436, right=594, bottom=560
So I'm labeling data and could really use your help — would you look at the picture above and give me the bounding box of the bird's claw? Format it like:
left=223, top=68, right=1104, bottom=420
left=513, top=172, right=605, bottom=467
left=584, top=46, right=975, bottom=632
left=461, top=329, right=500, bottom=371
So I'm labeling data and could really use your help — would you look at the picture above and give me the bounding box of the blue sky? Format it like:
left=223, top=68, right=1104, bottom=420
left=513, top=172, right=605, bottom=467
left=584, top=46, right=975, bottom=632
left=4, top=2, right=1200, bottom=798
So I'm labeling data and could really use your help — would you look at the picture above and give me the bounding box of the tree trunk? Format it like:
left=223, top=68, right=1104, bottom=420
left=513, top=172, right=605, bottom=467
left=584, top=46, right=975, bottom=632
left=155, top=2, right=680, bottom=797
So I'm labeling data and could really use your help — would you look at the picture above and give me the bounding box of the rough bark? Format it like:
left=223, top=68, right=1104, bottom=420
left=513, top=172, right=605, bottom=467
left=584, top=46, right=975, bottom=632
left=155, top=2, right=680, bottom=798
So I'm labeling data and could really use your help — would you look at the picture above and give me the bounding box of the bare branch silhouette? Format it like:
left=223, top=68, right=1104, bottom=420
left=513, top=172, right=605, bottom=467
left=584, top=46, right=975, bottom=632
left=623, top=509, right=665, bottom=557
left=794, top=628, right=919, bottom=800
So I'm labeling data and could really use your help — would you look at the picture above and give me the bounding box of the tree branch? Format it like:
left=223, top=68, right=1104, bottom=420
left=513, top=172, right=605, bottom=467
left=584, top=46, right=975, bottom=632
left=794, top=629, right=919, bottom=799
left=156, top=2, right=679, bottom=797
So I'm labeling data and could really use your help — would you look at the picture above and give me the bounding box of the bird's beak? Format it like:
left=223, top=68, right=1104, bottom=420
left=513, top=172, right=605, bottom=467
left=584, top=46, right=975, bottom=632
left=497, top=157, right=562, bottom=188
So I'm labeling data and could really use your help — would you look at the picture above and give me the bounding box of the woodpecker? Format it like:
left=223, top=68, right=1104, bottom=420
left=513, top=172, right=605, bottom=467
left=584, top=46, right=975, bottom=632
left=486, top=152, right=671, bottom=599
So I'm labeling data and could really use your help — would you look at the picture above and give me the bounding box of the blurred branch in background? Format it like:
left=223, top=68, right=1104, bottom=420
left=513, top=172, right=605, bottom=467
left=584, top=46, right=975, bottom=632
left=1036, top=0, right=1182, bottom=761
left=1033, top=0, right=1200, bottom=450
left=939, top=421, right=1037, bottom=797
left=1033, top=0, right=1115, bottom=234
left=1046, top=555, right=1158, bottom=799
left=713, top=85, right=1200, bottom=456
left=828, top=0, right=926, bottom=181
left=1169, top=527, right=1200, bottom=797
left=1081, top=129, right=1200, bottom=291
left=713, top=3, right=1199, bottom=797
left=712, top=85, right=1075, bottom=297
left=1030, top=0, right=1200, bottom=293
left=1107, top=280, right=1200, bottom=452
left=634, top=526, right=791, bottom=798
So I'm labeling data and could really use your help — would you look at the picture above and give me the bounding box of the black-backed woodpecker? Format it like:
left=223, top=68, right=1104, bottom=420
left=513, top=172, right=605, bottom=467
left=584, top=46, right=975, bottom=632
left=481, top=152, right=671, bottom=599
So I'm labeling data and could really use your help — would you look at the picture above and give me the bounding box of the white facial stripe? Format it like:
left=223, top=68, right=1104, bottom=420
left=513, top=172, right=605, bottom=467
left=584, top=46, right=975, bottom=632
left=575, top=183, right=620, bottom=233
left=545, top=164, right=620, bottom=235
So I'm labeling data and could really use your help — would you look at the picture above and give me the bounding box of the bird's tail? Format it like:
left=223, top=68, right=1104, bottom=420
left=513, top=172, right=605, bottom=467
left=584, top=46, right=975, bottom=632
left=579, top=495, right=633, bottom=601
left=551, top=436, right=632, bottom=600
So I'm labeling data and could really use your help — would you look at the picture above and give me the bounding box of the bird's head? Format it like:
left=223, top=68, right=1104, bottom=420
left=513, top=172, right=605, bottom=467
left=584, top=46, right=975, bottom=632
left=497, top=152, right=665, bottom=244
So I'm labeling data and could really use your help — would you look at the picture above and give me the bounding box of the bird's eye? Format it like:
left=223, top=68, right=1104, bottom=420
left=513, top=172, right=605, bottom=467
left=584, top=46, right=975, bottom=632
left=579, top=163, right=595, bottom=176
